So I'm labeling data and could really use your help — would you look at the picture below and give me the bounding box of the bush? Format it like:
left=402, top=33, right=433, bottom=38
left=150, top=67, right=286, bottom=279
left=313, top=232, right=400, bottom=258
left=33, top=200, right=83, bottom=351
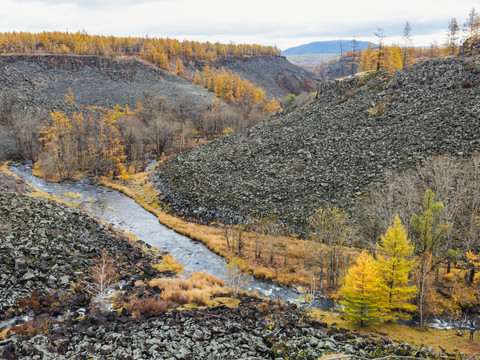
left=11, top=317, right=53, bottom=338
left=164, top=290, right=189, bottom=305
left=124, top=296, right=167, bottom=317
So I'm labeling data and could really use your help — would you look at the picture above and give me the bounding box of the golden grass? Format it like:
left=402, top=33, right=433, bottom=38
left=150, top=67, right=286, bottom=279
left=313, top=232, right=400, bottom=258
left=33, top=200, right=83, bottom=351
left=0, top=327, right=9, bottom=340
left=149, top=271, right=227, bottom=307
left=153, top=254, right=184, bottom=274
left=317, top=354, right=346, bottom=360
left=61, top=191, right=83, bottom=199
left=309, top=309, right=480, bottom=356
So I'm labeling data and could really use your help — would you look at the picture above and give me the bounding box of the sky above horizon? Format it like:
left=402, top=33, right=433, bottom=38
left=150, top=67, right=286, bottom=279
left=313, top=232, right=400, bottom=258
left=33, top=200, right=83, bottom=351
left=2, top=0, right=479, bottom=50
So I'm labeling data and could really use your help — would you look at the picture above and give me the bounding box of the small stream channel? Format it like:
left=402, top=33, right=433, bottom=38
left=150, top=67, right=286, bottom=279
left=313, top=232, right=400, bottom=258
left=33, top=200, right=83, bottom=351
left=9, top=163, right=335, bottom=311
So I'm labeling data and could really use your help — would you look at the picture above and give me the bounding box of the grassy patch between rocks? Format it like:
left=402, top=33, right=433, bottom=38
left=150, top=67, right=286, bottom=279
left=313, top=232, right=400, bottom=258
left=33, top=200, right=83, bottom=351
left=309, top=309, right=480, bottom=356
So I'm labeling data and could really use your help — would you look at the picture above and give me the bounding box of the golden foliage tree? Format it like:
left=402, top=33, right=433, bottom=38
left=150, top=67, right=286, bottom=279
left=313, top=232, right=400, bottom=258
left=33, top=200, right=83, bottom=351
left=39, top=111, right=78, bottom=180
left=0, top=31, right=281, bottom=59
left=376, top=215, right=417, bottom=321
left=176, top=58, right=184, bottom=76
left=341, top=251, right=381, bottom=327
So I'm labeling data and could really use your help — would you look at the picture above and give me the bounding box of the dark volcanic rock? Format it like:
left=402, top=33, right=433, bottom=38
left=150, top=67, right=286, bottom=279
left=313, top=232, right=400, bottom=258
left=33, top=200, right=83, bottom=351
left=154, top=55, right=480, bottom=232
left=0, top=186, right=163, bottom=319
left=213, top=55, right=319, bottom=98
left=0, top=54, right=215, bottom=111
left=0, top=295, right=448, bottom=360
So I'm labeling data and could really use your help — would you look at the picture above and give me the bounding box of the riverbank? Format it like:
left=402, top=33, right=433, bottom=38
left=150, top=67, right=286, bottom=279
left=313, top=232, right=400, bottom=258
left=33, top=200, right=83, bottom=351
left=99, top=171, right=339, bottom=288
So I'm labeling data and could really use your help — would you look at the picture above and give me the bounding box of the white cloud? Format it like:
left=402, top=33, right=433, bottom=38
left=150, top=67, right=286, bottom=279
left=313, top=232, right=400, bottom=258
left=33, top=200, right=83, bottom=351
left=1, top=0, right=479, bottom=49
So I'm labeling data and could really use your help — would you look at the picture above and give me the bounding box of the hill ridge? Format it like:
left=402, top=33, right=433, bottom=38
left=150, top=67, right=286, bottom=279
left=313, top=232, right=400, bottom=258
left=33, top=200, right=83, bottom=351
left=153, top=55, right=480, bottom=231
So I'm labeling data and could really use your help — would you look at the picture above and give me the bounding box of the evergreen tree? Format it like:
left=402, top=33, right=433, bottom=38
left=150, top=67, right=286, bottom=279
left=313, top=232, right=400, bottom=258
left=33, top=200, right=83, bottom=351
left=376, top=215, right=417, bottom=321
left=341, top=251, right=381, bottom=327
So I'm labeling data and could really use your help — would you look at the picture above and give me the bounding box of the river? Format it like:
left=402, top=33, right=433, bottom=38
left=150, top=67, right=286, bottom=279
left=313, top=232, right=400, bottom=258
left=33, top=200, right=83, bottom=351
left=9, top=163, right=335, bottom=311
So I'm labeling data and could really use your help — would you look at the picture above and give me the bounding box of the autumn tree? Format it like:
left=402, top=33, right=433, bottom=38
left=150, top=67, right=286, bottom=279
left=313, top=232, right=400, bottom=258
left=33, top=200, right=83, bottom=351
left=193, top=70, right=201, bottom=85
left=411, top=189, right=452, bottom=255
left=359, top=43, right=376, bottom=71
left=341, top=251, right=381, bottom=327
left=64, top=88, right=75, bottom=103
left=411, top=189, right=452, bottom=326
left=39, top=111, right=78, bottom=180
left=376, top=215, right=417, bottom=321
left=175, top=58, right=184, bottom=76
left=384, top=45, right=403, bottom=75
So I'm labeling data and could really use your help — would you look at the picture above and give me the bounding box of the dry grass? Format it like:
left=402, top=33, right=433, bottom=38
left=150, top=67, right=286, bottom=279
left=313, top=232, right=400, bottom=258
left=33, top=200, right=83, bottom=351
left=149, top=271, right=226, bottom=307
left=61, top=191, right=83, bottom=199
left=0, top=327, right=9, bottom=340
left=124, top=296, right=167, bottom=317
left=153, top=254, right=184, bottom=274
left=100, top=174, right=363, bottom=290
left=309, top=309, right=480, bottom=356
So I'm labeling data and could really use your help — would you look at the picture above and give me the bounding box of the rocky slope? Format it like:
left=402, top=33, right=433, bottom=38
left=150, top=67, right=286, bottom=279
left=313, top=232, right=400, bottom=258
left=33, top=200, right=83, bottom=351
left=0, top=54, right=216, bottom=111
left=212, top=55, right=319, bottom=98
left=0, top=175, right=163, bottom=321
left=154, top=55, right=480, bottom=231
left=1, top=294, right=451, bottom=360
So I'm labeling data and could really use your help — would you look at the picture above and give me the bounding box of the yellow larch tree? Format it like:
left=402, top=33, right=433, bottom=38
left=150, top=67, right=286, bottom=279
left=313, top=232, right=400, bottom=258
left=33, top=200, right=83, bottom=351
left=385, top=45, right=403, bottom=76
left=38, top=111, right=76, bottom=180
left=376, top=215, right=417, bottom=321
left=193, top=70, right=202, bottom=85
left=359, top=43, right=376, bottom=71
left=341, top=251, right=381, bottom=327
left=176, top=58, right=184, bottom=76
left=64, top=88, right=75, bottom=103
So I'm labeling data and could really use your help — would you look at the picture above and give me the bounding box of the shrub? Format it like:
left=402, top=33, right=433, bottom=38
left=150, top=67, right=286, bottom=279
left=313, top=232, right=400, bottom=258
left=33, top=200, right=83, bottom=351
left=11, top=317, right=53, bottom=338
left=124, top=296, right=167, bottom=317
left=16, top=290, right=40, bottom=311
left=164, top=290, right=189, bottom=305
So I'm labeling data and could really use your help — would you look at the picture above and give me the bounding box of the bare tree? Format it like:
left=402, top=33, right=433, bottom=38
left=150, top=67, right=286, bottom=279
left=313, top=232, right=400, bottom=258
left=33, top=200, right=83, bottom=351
left=464, top=8, right=480, bottom=39
left=402, top=22, right=413, bottom=67
left=148, top=117, right=177, bottom=157
left=85, top=250, right=118, bottom=309
left=374, top=28, right=386, bottom=71
left=309, top=206, right=351, bottom=291
left=260, top=213, right=284, bottom=265
left=347, top=36, right=360, bottom=75
left=446, top=18, right=460, bottom=55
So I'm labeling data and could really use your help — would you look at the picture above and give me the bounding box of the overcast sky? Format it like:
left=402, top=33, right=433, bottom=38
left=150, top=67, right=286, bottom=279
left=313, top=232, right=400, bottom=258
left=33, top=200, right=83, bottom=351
left=2, top=0, right=479, bottom=50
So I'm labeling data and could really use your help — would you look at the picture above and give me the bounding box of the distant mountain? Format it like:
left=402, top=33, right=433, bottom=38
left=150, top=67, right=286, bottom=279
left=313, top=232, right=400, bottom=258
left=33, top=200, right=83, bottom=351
left=282, top=40, right=376, bottom=55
